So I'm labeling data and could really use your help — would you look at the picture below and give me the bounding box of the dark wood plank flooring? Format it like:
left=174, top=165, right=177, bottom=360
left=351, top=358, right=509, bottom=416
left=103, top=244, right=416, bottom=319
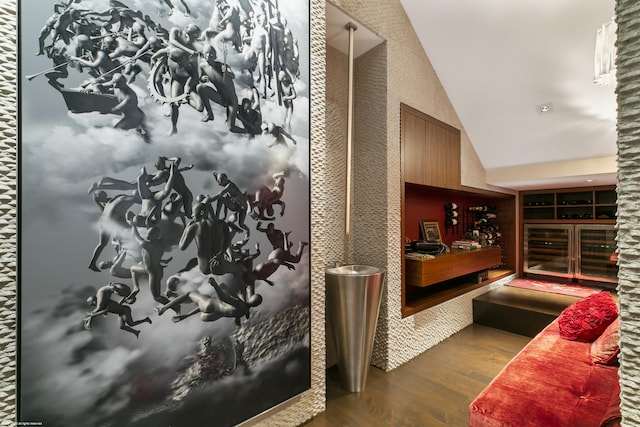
left=303, top=324, right=531, bottom=427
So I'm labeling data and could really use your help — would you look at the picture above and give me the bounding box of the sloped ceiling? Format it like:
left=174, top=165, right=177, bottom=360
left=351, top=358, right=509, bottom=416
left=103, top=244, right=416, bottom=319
left=398, top=0, right=617, bottom=190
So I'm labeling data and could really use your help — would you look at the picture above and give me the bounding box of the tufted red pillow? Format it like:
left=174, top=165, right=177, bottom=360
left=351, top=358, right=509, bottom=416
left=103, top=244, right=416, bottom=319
left=591, top=317, right=620, bottom=365
left=558, top=292, right=618, bottom=342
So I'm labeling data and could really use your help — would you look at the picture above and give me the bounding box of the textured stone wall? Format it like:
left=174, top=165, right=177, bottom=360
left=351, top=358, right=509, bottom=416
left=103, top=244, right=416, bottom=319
left=614, top=1, right=640, bottom=425
left=0, top=0, right=16, bottom=425
left=325, top=46, right=349, bottom=270
left=324, top=45, right=348, bottom=368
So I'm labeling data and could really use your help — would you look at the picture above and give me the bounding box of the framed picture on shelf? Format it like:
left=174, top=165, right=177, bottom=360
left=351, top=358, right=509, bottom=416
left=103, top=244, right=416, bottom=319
left=420, top=220, right=442, bottom=243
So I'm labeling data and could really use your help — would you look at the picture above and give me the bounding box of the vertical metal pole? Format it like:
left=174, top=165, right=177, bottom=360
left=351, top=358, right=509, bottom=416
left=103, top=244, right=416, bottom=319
left=326, top=22, right=386, bottom=394
left=344, top=22, right=357, bottom=265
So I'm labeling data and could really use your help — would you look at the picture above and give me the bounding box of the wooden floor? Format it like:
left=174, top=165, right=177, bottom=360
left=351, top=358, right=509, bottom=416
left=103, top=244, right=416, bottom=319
left=303, top=324, right=531, bottom=427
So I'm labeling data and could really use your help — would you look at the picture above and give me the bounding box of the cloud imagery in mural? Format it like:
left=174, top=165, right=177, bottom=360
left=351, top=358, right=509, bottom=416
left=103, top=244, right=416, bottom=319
left=19, top=0, right=311, bottom=426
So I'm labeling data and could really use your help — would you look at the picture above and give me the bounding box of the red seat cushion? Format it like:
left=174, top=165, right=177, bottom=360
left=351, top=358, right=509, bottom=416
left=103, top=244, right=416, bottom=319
left=599, top=376, right=621, bottom=426
left=470, top=319, right=620, bottom=427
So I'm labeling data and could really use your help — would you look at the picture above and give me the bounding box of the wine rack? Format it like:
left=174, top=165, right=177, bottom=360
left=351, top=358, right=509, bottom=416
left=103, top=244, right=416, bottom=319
left=444, top=204, right=501, bottom=247
left=521, top=186, right=616, bottom=222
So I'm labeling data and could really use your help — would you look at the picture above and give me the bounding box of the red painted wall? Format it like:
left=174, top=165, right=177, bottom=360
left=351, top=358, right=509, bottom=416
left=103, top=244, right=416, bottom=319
left=404, top=184, right=490, bottom=246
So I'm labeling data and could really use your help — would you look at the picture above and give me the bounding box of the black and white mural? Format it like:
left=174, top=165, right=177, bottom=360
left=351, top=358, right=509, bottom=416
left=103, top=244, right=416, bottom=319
left=18, top=1, right=310, bottom=425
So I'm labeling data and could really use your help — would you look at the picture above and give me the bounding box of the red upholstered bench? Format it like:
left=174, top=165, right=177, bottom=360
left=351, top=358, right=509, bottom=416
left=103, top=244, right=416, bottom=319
left=469, top=292, right=621, bottom=427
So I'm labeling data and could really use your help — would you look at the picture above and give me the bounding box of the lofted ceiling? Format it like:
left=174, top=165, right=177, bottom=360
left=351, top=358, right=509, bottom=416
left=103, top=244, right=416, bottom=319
left=398, top=0, right=617, bottom=190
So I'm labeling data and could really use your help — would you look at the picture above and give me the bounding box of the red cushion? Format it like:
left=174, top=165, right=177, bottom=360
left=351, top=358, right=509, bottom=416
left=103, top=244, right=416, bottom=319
left=591, top=317, right=620, bottom=365
left=558, top=292, right=617, bottom=342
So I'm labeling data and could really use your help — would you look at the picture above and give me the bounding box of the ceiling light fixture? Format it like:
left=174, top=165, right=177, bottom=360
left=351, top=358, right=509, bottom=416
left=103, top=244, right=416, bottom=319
left=536, top=102, right=553, bottom=114
left=594, top=17, right=617, bottom=86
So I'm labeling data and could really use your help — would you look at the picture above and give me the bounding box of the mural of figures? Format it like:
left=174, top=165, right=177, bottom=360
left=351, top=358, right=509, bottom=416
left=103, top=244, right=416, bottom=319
left=18, top=1, right=310, bottom=426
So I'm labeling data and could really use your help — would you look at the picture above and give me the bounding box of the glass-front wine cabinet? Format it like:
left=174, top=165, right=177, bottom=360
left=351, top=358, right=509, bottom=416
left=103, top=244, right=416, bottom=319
left=524, top=224, right=574, bottom=279
left=575, top=225, right=618, bottom=283
left=524, top=224, right=618, bottom=284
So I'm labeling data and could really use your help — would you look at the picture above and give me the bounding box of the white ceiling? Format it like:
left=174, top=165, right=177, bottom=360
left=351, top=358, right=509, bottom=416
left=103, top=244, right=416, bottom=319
left=398, top=0, right=617, bottom=190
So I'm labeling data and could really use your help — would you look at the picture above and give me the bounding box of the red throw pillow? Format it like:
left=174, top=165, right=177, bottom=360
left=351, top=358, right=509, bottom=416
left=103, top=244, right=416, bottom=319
left=558, top=292, right=618, bottom=342
left=591, top=317, right=620, bottom=365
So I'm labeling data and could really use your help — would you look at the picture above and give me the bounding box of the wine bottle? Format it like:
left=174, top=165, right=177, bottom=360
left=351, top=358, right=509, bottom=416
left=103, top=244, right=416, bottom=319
left=446, top=218, right=458, bottom=226
left=445, top=203, right=458, bottom=210
left=446, top=210, right=459, bottom=218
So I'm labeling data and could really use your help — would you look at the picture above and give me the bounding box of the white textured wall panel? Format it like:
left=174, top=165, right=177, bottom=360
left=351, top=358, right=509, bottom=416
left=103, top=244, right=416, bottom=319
left=324, top=46, right=348, bottom=368
left=325, top=46, right=349, bottom=269
left=615, top=1, right=640, bottom=425
left=0, top=0, right=16, bottom=425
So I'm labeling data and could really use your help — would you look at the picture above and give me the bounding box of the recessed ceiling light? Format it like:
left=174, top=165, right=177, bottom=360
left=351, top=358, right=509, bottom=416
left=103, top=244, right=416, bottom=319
left=586, top=179, right=594, bottom=182
left=536, top=102, right=554, bottom=114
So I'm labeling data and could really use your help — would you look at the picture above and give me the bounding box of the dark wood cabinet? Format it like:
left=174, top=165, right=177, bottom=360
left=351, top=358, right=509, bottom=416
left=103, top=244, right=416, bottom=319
left=401, top=103, right=461, bottom=189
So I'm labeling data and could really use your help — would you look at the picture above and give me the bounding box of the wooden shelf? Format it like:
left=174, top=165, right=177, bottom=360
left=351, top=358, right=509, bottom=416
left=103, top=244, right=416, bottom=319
left=521, top=186, right=616, bottom=222
left=403, top=268, right=513, bottom=317
left=401, top=186, right=516, bottom=316
left=403, top=247, right=504, bottom=317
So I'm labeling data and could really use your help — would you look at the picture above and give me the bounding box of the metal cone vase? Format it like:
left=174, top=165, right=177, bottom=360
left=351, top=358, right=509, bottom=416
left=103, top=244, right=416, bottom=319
left=325, top=265, right=385, bottom=392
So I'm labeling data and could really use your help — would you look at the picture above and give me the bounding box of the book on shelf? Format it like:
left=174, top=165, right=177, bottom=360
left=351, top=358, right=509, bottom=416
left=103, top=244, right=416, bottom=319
left=405, top=252, right=435, bottom=260
left=451, top=240, right=481, bottom=250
